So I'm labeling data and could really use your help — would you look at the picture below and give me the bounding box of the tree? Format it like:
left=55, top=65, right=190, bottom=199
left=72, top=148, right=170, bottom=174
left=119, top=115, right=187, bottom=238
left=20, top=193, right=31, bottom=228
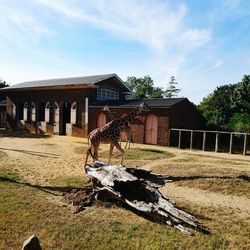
left=198, top=74, right=250, bottom=130
left=164, top=76, right=181, bottom=98
left=231, top=75, right=250, bottom=114
left=198, top=84, right=235, bottom=128
left=125, top=76, right=164, bottom=99
left=0, top=78, right=9, bottom=88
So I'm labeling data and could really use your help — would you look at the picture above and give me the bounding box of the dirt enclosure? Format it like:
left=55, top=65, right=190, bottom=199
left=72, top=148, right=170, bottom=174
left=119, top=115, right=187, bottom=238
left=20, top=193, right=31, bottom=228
left=0, top=131, right=250, bottom=249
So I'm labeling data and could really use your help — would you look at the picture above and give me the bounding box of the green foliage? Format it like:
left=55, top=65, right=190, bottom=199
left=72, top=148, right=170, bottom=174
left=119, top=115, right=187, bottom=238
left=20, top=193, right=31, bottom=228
left=125, top=75, right=164, bottom=99
left=198, top=84, right=235, bottom=128
left=198, top=75, right=250, bottom=131
left=228, top=113, right=250, bottom=132
left=231, top=75, right=250, bottom=114
left=0, top=78, right=9, bottom=88
left=164, top=76, right=181, bottom=98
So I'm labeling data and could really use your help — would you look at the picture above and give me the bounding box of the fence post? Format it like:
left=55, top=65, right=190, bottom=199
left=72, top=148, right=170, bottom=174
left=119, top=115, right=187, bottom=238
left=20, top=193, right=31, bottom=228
left=215, top=132, right=219, bottom=152
left=202, top=131, right=206, bottom=151
left=243, top=133, right=247, bottom=155
left=168, top=129, right=171, bottom=146
left=178, top=130, right=182, bottom=149
left=190, top=130, right=193, bottom=150
left=229, top=133, right=233, bottom=154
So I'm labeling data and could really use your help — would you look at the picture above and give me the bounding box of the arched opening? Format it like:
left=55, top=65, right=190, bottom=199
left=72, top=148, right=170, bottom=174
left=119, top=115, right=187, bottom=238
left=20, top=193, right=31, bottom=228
left=71, top=101, right=77, bottom=125
left=54, top=102, right=60, bottom=123
left=23, top=102, right=29, bottom=122
left=61, top=102, right=71, bottom=135
left=31, top=102, right=36, bottom=122
left=97, top=112, right=106, bottom=128
left=18, top=103, right=24, bottom=120
left=38, top=102, right=45, bottom=122
left=145, top=114, right=158, bottom=145
left=45, top=102, right=50, bottom=122
left=54, top=102, right=60, bottom=134
left=11, top=103, right=16, bottom=120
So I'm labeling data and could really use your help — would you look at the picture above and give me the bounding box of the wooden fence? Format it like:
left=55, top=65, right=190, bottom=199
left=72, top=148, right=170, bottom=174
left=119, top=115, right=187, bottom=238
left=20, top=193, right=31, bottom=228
left=169, top=128, right=250, bottom=155
left=0, top=111, right=6, bottom=128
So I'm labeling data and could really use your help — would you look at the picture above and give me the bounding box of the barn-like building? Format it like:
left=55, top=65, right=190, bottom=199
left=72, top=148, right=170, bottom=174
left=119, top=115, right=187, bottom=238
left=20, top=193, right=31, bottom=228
left=1, top=74, right=204, bottom=146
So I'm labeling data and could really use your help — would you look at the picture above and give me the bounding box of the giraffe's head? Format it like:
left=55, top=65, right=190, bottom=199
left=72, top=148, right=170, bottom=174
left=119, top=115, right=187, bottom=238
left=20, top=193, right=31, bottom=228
left=102, top=105, right=110, bottom=112
left=138, top=102, right=150, bottom=113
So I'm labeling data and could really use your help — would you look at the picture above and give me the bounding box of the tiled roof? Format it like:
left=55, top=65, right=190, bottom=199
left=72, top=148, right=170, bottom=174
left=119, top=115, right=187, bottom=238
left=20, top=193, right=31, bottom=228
left=89, top=98, right=187, bottom=108
left=2, top=74, right=130, bottom=92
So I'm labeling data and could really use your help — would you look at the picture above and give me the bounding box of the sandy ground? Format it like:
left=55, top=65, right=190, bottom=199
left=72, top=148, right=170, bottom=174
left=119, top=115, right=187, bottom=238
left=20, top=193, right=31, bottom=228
left=1, top=132, right=249, bottom=219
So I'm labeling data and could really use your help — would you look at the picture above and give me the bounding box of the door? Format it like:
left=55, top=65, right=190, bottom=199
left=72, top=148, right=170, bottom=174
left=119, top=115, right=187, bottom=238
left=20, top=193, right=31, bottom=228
left=97, top=112, right=106, bottom=128
left=61, top=102, right=71, bottom=135
left=145, top=114, right=158, bottom=145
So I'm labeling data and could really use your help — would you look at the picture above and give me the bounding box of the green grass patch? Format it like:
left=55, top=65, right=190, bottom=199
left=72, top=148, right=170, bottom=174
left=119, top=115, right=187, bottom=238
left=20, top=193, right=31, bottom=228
left=0, top=169, right=20, bottom=182
left=49, top=175, right=90, bottom=188
left=0, top=168, right=250, bottom=249
left=175, top=177, right=250, bottom=198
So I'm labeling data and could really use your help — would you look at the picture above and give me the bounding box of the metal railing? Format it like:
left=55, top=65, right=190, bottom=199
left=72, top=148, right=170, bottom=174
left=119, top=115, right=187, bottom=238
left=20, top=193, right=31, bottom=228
left=169, top=128, right=250, bottom=155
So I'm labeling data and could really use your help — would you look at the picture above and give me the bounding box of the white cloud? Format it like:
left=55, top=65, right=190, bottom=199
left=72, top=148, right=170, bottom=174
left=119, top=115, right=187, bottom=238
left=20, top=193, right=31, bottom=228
left=35, top=0, right=211, bottom=52
left=0, top=1, right=54, bottom=48
left=212, top=60, right=224, bottom=69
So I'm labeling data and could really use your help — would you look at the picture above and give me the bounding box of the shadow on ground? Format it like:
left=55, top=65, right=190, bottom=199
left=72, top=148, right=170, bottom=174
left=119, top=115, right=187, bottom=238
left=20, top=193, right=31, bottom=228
left=0, top=147, right=59, bottom=158
left=169, top=175, right=250, bottom=182
left=0, top=176, right=88, bottom=196
left=0, top=130, right=50, bottom=139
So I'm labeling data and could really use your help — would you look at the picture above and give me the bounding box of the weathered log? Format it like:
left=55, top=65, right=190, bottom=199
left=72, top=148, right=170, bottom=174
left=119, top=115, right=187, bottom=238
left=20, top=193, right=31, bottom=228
left=66, top=161, right=208, bottom=235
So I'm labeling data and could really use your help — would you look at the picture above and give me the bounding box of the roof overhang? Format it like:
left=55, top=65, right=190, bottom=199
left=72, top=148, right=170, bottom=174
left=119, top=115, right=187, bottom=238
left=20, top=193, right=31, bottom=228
left=1, top=85, right=97, bottom=92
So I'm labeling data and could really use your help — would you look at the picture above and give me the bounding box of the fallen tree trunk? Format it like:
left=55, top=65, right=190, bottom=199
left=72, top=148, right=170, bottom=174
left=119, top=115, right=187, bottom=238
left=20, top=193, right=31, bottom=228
left=66, top=161, right=209, bottom=235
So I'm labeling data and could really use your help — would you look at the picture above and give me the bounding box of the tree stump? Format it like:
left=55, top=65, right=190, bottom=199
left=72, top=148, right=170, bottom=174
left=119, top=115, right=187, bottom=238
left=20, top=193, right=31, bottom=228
left=65, top=161, right=209, bottom=236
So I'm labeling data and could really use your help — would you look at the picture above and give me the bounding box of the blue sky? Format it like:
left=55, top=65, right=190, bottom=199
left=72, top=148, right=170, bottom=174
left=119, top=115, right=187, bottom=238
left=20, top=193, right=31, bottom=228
left=0, top=0, right=250, bottom=104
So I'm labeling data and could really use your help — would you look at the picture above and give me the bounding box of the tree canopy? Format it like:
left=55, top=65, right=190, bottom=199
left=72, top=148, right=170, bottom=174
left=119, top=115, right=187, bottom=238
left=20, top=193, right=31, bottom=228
left=164, top=76, right=181, bottom=98
left=125, top=75, right=181, bottom=99
left=125, top=76, right=164, bottom=99
left=198, top=75, right=250, bottom=132
left=0, top=78, right=9, bottom=88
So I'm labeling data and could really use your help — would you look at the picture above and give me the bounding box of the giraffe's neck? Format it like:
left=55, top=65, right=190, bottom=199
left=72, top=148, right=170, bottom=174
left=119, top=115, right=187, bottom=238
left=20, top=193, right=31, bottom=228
left=118, top=106, right=142, bottom=127
left=106, top=108, right=114, bottom=121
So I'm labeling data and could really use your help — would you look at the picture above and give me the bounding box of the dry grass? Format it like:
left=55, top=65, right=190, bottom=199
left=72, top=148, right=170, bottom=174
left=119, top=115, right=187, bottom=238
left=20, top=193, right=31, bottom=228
left=0, top=133, right=250, bottom=249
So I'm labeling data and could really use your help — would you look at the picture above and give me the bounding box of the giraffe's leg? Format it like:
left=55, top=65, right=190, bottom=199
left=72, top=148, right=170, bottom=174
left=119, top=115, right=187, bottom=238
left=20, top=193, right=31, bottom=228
left=85, top=147, right=93, bottom=166
left=108, top=143, right=114, bottom=164
left=93, top=144, right=99, bottom=162
left=113, top=141, right=125, bottom=165
left=124, top=138, right=128, bottom=149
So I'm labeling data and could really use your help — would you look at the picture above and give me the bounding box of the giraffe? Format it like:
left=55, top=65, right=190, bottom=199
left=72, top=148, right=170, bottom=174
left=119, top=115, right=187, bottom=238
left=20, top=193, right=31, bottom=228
left=102, top=105, right=133, bottom=149
left=85, top=102, right=149, bottom=166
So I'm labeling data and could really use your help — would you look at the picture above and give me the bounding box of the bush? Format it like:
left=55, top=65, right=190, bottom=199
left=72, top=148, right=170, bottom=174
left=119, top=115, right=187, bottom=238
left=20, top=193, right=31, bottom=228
left=228, top=113, right=250, bottom=132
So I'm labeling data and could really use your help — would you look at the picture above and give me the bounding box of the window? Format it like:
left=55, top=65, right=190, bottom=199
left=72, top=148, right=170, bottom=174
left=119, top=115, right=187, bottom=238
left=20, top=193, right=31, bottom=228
left=97, top=88, right=119, bottom=100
